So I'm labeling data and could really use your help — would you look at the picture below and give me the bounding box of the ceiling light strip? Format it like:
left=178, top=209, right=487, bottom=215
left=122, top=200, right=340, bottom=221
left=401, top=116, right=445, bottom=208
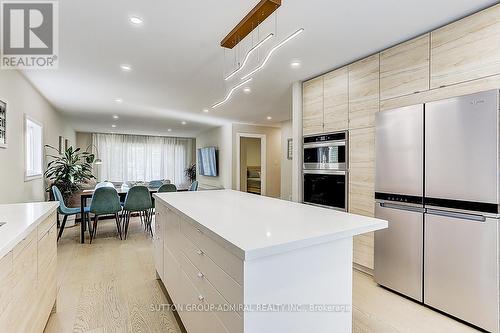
left=241, top=28, right=304, bottom=80
left=212, top=78, right=253, bottom=109
left=225, top=33, right=274, bottom=81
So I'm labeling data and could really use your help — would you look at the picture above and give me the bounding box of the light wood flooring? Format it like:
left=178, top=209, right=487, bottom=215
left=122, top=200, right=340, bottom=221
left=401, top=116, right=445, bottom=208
left=45, top=217, right=481, bottom=333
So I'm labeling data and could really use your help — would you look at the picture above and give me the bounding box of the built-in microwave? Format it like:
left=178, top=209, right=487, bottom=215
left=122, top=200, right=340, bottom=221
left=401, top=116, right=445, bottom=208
left=303, top=132, right=347, bottom=170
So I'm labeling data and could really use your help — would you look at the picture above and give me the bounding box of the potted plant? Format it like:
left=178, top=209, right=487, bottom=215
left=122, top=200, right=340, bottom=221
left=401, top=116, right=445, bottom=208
left=184, top=163, right=196, bottom=184
left=45, top=145, right=96, bottom=225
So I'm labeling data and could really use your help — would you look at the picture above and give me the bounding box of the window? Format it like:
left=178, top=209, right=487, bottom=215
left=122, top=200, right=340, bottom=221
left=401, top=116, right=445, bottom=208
left=25, top=115, right=43, bottom=180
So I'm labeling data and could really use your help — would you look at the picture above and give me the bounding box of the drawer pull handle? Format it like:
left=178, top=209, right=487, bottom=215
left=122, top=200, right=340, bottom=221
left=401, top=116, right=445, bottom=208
left=196, top=250, right=204, bottom=255
left=196, top=228, right=201, bottom=233
left=197, top=272, right=204, bottom=278
left=198, top=295, right=204, bottom=301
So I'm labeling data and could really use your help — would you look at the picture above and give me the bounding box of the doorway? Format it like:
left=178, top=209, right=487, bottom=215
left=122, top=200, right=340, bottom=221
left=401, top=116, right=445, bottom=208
left=236, top=133, right=266, bottom=196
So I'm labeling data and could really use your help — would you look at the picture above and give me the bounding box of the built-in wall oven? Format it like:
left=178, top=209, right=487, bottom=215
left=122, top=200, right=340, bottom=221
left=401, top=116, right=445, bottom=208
left=303, top=132, right=348, bottom=211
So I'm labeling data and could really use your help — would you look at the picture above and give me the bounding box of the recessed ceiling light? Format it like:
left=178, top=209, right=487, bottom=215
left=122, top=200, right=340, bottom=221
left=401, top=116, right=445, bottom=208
left=203, top=108, right=209, bottom=113
left=290, top=60, right=301, bottom=68
left=111, top=124, right=117, bottom=128
left=114, top=98, right=123, bottom=103
left=129, top=16, right=143, bottom=25
left=181, top=121, right=187, bottom=125
left=120, top=64, right=132, bottom=72
left=113, top=115, right=119, bottom=119
left=243, top=87, right=252, bottom=94
left=267, top=116, right=272, bottom=120
left=167, top=128, right=172, bottom=132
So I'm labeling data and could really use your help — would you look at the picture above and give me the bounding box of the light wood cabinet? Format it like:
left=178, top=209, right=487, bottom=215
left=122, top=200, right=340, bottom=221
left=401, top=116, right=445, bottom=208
left=380, top=34, right=430, bottom=100
left=431, top=4, right=500, bottom=88
left=0, top=212, right=57, bottom=332
left=302, top=77, right=324, bottom=135
left=153, top=205, right=165, bottom=280
left=323, top=67, right=349, bottom=132
left=349, top=54, right=380, bottom=129
left=348, top=127, right=376, bottom=270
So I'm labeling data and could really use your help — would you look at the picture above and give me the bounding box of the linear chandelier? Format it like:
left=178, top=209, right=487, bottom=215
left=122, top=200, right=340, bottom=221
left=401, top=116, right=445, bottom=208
left=241, top=28, right=304, bottom=80
left=225, top=33, right=274, bottom=81
left=212, top=78, right=253, bottom=109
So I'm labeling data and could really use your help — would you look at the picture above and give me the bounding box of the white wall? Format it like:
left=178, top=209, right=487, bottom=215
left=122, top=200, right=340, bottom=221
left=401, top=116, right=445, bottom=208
left=195, top=124, right=232, bottom=189
left=0, top=71, right=75, bottom=204
left=280, top=120, right=293, bottom=201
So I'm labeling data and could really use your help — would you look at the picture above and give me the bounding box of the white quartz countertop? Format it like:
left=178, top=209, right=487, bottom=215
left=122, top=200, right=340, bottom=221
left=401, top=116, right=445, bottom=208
left=0, top=202, right=59, bottom=258
left=154, top=190, right=387, bottom=260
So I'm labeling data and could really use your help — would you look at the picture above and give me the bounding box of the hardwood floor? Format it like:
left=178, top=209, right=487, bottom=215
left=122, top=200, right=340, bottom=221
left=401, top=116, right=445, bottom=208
left=45, top=217, right=480, bottom=333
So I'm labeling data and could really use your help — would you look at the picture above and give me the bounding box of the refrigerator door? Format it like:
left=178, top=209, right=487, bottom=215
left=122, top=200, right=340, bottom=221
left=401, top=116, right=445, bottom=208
left=374, top=202, right=424, bottom=301
left=425, top=90, right=499, bottom=205
left=375, top=104, right=423, bottom=197
left=424, top=211, right=499, bottom=332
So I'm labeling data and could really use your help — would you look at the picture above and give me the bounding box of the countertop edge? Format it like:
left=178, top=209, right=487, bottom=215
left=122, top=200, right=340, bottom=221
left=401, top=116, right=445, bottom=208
left=154, top=194, right=387, bottom=261
left=0, top=202, right=59, bottom=259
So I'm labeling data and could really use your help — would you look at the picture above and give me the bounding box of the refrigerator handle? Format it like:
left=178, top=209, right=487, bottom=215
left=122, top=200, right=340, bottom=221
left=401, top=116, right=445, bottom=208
left=426, top=208, right=486, bottom=222
left=378, top=202, right=425, bottom=213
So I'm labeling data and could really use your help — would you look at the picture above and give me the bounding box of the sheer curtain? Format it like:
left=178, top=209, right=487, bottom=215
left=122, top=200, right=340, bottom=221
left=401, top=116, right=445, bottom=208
left=93, top=133, right=194, bottom=187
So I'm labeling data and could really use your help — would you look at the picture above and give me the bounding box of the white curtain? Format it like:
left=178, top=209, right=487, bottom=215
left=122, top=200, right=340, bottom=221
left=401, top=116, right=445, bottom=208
left=93, top=133, right=194, bottom=187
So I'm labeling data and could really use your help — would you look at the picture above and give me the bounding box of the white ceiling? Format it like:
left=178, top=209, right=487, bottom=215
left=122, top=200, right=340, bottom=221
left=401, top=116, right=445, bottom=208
left=22, top=0, right=498, bottom=137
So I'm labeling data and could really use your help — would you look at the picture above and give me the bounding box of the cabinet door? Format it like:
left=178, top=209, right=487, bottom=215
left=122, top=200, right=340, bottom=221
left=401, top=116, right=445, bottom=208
left=323, top=67, right=348, bottom=132
left=303, top=77, right=324, bottom=135
left=380, top=34, right=430, bottom=100
left=349, top=54, right=380, bottom=129
left=431, top=5, right=500, bottom=88
left=349, top=127, right=376, bottom=269
left=0, top=251, right=13, bottom=317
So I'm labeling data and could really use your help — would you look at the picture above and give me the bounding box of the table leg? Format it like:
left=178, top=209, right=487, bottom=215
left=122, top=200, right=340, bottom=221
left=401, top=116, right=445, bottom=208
left=80, top=195, right=85, bottom=244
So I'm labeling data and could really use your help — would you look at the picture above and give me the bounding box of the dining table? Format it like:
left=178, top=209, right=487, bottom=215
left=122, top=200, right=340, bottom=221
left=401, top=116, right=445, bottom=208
left=79, top=186, right=185, bottom=243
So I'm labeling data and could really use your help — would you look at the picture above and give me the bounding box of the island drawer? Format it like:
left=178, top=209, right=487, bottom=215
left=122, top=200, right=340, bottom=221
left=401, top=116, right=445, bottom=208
left=180, top=217, right=243, bottom=285
left=38, top=211, right=57, bottom=240
left=179, top=251, right=243, bottom=333
left=179, top=232, right=243, bottom=309
left=38, top=223, right=57, bottom=280
left=175, top=268, right=230, bottom=333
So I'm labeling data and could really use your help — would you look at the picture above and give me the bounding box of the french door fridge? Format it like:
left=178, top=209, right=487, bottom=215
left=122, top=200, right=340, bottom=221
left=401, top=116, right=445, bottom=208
left=375, top=90, right=500, bottom=333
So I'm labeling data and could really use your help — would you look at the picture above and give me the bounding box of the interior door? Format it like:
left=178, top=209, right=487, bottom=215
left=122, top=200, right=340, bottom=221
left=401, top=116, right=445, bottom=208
left=375, top=104, right=423, bottom=197
left=374, top=202, right=424, bottom=301
left=425, top=90, right=499, bottom=204
left=424, top=211, right=499, bottom=332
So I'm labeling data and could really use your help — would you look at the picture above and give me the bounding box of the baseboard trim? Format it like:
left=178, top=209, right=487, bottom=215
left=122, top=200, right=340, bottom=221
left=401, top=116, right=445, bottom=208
left=353, top=263, right=373, bottom=276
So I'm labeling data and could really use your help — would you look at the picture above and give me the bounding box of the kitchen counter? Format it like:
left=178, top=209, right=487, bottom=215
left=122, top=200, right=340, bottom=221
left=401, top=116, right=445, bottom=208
left=0, top=201, right=59, bottom=258
left=153, top=190, right=387, bottom=333
left=154, top=189, right=386, bottom=260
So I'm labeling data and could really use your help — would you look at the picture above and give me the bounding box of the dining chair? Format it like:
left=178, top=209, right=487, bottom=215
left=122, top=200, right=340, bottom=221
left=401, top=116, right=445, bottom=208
left=158, top=184, right=177, bottom=192
left=89, top=187, right=122, bottom=244
left=122, top=185, right=153, bottom=239
left=189, top=180, right=199, bottom=191
left=95, top=181, right=115, bottom=189
left=52, top=186, right=90, bottom=241
left=148, top=180, right=164, bottom=188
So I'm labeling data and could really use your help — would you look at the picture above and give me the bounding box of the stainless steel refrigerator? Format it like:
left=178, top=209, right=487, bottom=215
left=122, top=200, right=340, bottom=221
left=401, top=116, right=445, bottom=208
left=374, top=90, right=500, bottom=333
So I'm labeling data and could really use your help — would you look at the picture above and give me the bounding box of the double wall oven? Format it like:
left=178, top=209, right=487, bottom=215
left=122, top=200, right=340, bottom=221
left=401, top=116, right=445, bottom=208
left=303, top=131, right=347, bottom=211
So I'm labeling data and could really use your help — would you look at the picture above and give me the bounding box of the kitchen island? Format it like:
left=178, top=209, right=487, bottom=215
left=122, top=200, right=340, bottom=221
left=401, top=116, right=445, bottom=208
left=0, top=202, right=59, bottom=332
left=153, top=190, right=387, bottom=333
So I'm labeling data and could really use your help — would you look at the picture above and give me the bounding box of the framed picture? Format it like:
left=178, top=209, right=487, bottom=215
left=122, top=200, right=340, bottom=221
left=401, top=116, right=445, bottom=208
left=287, top=138, right=293, bottom=160
left=65, top=138, right=70, bottom=151
left=58, top=136, right=64, bottom=154
left=0, top=100, right=6, bottom=148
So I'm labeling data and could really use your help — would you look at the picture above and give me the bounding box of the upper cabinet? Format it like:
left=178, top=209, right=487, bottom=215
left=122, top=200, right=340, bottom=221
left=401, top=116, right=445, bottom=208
left=349, top=54, right=380, bottom=130
left=302, top=76, right=324, bottom=135
left=431, top=5, right=500, bottom=89
left=323, top=67, right=349, bottom=132
left=380, top=34, right=430, bottom=100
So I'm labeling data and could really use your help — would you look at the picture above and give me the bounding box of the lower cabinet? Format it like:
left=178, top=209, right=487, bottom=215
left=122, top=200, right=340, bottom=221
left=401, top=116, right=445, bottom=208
left=0, top=212, right=57, bottom=332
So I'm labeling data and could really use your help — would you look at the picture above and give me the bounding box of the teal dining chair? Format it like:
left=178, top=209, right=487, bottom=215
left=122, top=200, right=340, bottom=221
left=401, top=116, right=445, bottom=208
left=122, top=186, right=153, bottom=239
left=89, top=187, right=122, bottom=244
left=148, top=180, right=164, bottom=188
left=158, top=184, right=177, bottom=192
left=189, top=181, right=199, bottom=191
left=52, top=186, right=90, bottom=241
